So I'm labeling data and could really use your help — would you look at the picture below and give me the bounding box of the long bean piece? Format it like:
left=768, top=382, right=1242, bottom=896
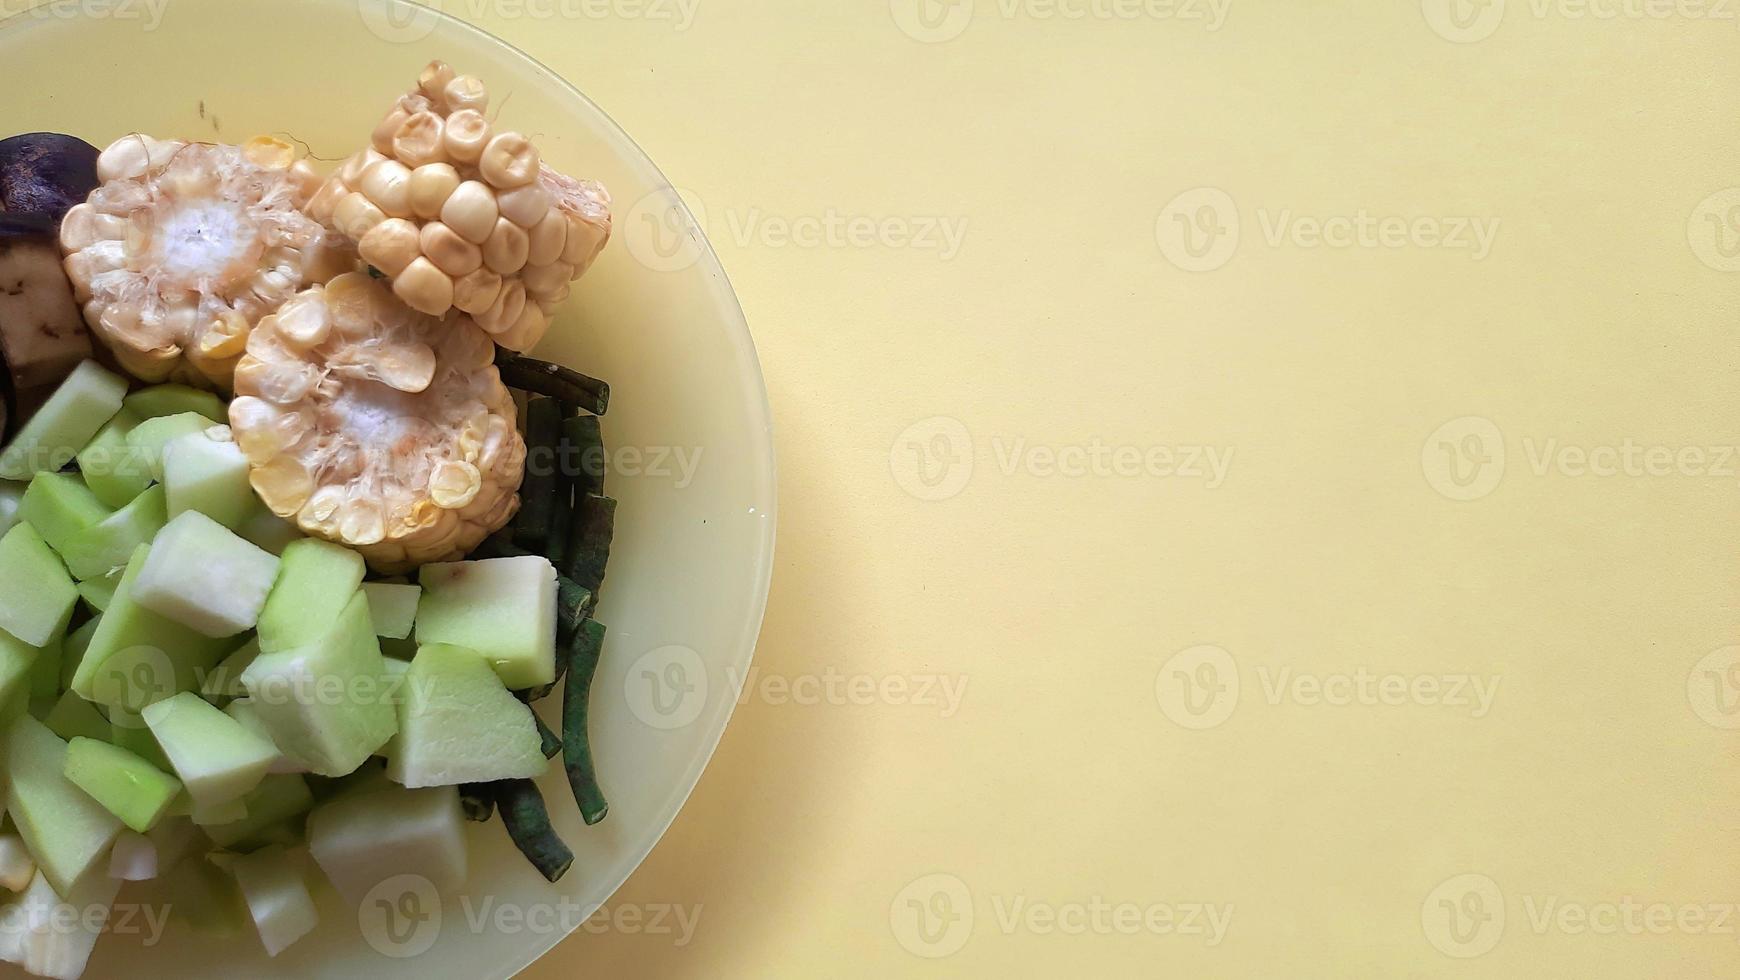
left=562, top=618, right=609, bottom=825
left=494, top=779, right=574, bottom=882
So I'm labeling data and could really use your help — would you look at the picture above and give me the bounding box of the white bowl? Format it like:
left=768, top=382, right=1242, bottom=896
left=0, top=1, right=775, bottom=975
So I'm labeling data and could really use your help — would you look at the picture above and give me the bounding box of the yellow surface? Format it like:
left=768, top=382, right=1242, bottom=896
left=464, top=3, right=1733, bottom=977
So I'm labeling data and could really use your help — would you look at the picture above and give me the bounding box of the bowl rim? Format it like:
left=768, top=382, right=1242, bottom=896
left=0, top=2, right=779, bottom=975
left=377, top=5, right=781, bottom=975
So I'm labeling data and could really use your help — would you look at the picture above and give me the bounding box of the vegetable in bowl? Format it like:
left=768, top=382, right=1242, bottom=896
left=0, top=59, right=625, bottom=977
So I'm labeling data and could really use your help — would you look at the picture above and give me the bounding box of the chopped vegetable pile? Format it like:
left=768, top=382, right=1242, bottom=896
left=0, top=59, right=622, bottom=977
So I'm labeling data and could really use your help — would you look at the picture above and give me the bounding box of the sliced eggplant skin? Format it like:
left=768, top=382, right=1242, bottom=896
left=0, top=214, right=94, bottom=435
left=0, top=133, right=100, bottom=224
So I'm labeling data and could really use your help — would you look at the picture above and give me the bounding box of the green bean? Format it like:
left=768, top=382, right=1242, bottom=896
left=494, top=778, right=574, bottom=882
left=563, top=494, right=616, bottom=594
left=533, top=711, right=563, bottom=759
left=514, top=397, right=563, bottom=548
left=459, top=782, right=495, bottom=822
left=495, top=352, right=610, bottom=416
left=563, top=413, right=605, bottom=498
left=562, top=618, right=609, bottom=826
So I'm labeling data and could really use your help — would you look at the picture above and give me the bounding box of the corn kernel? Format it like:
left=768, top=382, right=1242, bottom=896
left=479, top=131, right=539, bottom=188
left=526, top=208, right=568, bottom=266
left=482, top=217, right=529, bottom=275
left=242, top=135, right=296, bottom=170
left=475, top=278, right=525, bottom=335
left=444, top=74, right=489, bottom=114
left=420, top=222, right=484, bottom=277
left=440, top=180, right=500, bottom=243
left=359, top=218, right=422, bottom=278
left=408, top=163, right=462, bottom=220
left=451, top=267, right=503, bottom=316
left=496, top=181, right=552, bottom=228
left=393, top=256, right=455, bottom=316
left=392, top=112, right=448, bottom=168
left=520, top=261, right=572, bottom=297
left=334, top=192, right=387, bottom=239
left=442, top=108, right=492, bottom=165
left=359, top=159, right=415, bottom=218
left=419, top=60, right=457, bottom=106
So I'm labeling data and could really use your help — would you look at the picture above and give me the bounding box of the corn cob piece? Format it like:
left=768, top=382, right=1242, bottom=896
left=309, top=62, right=612, bottom=351
left=229, top=272, right=526, bottom=573
left=59, top=136, right=353, bottom=391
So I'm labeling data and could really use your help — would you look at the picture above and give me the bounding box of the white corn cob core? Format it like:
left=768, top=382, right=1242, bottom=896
left=60, top=135, right=353, bottom=390
left=230, top=272, right=525, bottom=573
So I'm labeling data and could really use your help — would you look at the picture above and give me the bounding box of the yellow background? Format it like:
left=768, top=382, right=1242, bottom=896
left=433, top=1, right=1740, bottom=976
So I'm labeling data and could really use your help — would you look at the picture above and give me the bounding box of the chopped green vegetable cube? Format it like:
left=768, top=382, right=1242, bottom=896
left=141, top=691, right=277, bottom=807
left=72, top=544, right=232, bottom=710
left=3, top=715, right=122, bottom=894
left=163, top=426, right=253, bottom=529
left=0, top=523, right=76, bottom=647
left=0, top=481, right=23, bottom=537
left=62, top=736, right=182, bottom=833
left=224, top=845, right=317, bottom=957
left=0, top=360, right=127, bottom=481
left=131, top=511, right=280, bottom=638
left=75, top=572, right=119, bottom=613
left=59, top=617, right=98, bottom=692
left=41, top=691, right=105, bottom=744
left=416, top=555, right=557, bottom=689
left=122, top=384, right=225, bottom=424
left=77, top=409, right=152, bottom=509
left=256, top=538, right=366, bottom=653
left=307, top=784, right=466, bottom=903
left=123, top=411, right=209, bottom=483
left=0, top=631, right=39, bottom=708
left=387, top=644, right=547, bottom=788
left=362, top=582, right=420, bottom=639
left=201, top=773, right=314, bottom=851
left=241, top=592, right=397, bottom=777
left=18, top=471, right=110, bottom=556
left=59, top=483, right=166, bottom=582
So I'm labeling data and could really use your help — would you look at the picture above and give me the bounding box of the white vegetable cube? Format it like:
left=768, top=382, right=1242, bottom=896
left=163, top=425, right=253, bottom=529
left=131, top=511, right=281, bottom=638
left=0, top=870, right=120, bottom=980
left=224, top=845, right=318, bottom=957
left=416, top=556, right=557, bottom=689
left=362, top=582, right=420, bottom=639
left=308, top=785, right=467, bottom=903
left=0, top=834, right=35, bottom=892
left=142, top=692, right=277, bottom=807
left=108, top=830, right=158, bottom=881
